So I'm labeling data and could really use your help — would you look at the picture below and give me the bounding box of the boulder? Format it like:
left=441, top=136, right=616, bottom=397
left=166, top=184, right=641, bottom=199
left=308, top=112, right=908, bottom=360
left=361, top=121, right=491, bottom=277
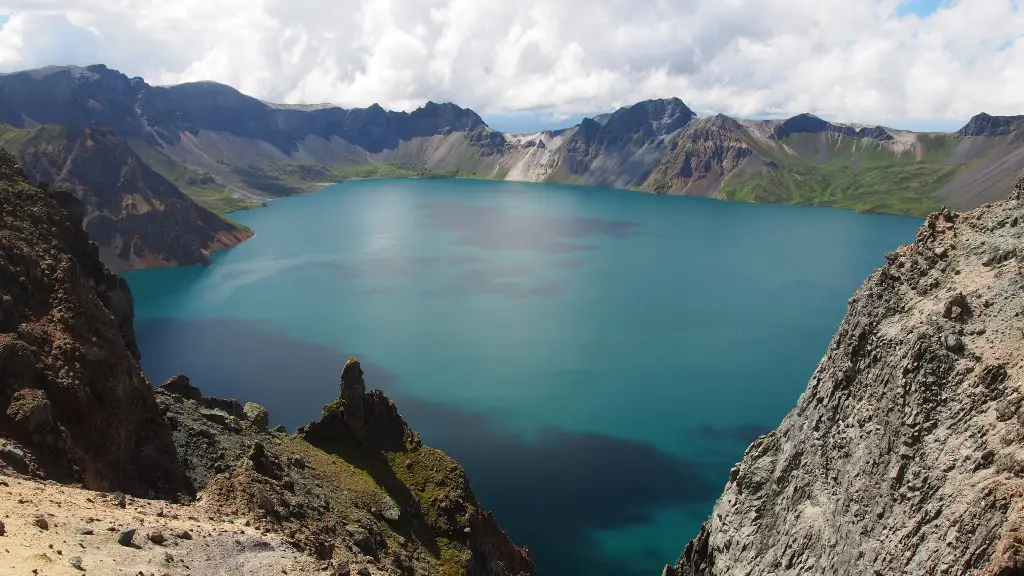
left=243, top=402, right=270, bottom=430
left=117, top=528, right=135, bottom=546
left=5, top=388, right=52, bottom=431
left=159, top=374, right=201, bottom=400
left=376, top=495, right=401, bottom=522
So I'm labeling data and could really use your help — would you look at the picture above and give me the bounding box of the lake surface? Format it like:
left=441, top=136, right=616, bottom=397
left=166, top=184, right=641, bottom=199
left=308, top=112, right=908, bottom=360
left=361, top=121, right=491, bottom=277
left=126, top=178, right=920, bottom=576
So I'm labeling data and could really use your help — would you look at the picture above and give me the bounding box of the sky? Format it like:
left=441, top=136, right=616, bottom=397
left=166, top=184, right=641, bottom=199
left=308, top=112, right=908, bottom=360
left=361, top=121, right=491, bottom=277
left=0, top=1, right=1020, bottom=133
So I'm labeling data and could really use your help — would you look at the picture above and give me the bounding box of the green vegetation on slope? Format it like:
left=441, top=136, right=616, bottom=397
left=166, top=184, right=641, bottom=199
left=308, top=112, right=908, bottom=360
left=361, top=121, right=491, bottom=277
left=130, top=142, right=262, bottom=213
left=332, top=162, right=460, bottom=180
left=1, top=124, right=260, bottom=218
left=230, top=161, right=459, bottom=198
left=722, top=160, right=958, bottom=216
left=0, top=124, right=36, bottom=152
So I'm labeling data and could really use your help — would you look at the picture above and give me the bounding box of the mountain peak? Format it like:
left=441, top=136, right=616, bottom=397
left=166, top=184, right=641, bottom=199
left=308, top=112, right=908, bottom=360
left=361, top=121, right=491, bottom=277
left=600, top=97, right=695, bottom=138
left=773, top=113, right=832, bottom=138
left=408, top=100, right=486, bottom=132
left=773, top=113, right=892, bottom=141
left=957, top=112, right=1024, bottom=137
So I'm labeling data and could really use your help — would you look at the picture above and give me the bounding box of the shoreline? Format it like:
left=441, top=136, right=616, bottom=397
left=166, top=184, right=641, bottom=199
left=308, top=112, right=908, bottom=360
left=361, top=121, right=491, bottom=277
left=192, top=174, right=926, bottom=274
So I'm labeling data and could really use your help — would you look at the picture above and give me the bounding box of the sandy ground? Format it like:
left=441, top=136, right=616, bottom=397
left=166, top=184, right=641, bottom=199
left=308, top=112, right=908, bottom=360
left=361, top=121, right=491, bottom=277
left=0, top=475, right=331, bottom=576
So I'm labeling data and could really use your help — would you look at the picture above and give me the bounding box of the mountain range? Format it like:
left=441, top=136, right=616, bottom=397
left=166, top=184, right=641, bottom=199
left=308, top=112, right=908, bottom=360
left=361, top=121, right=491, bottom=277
left=1, top=63, right=1022, bottom=270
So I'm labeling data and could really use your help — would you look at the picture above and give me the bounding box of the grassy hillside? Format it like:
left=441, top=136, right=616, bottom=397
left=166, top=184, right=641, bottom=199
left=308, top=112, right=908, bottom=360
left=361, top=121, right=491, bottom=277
left=721, top=160, right=957, bottom=216
left=130, top=142, right=263, bottom=213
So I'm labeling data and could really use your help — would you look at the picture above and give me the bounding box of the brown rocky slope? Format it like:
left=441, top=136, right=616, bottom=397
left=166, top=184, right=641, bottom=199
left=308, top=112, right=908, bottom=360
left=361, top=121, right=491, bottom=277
left=14, top=125, right=251, bottom=272
left=0, top=147, right=185, bottom=496
left=665, top=174, right=1024, bottom=575
left=0, top=148, right=533, bottom=575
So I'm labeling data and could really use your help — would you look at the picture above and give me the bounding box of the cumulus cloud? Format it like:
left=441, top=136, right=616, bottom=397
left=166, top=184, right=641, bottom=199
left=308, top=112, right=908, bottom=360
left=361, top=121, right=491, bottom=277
left=0, top=0, right=1021, bottom=126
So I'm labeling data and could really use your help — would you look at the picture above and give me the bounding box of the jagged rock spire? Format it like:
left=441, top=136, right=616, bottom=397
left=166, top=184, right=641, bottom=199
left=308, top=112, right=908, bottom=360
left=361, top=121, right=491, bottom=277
left=340, top=357, right=366, bottom=441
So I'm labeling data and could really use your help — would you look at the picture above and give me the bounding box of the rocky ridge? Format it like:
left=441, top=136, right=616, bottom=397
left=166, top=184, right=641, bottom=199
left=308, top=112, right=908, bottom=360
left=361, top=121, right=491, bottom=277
left=0, top=65, right=1022, bottom=261
left=665, top=173, right=1024, bottom=575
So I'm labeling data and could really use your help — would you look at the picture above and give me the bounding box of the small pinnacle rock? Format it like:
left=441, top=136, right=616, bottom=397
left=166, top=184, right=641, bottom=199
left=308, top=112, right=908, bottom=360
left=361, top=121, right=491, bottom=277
left=118, top=528, right=136, bottom=546
left=115, top=493, right=126, bottom=508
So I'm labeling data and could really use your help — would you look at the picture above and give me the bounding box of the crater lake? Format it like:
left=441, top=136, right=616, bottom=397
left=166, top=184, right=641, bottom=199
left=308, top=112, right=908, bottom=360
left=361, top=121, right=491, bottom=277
left=126, top=178, right=921, bottom=576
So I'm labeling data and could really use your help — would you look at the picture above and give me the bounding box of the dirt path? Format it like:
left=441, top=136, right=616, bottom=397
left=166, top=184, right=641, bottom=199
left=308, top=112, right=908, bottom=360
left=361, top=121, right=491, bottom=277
left=0, top=475, right=330, bottom=576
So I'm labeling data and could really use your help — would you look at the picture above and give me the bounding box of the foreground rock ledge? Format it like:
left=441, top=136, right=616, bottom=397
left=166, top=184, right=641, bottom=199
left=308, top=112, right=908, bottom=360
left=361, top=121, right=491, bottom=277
left=157, top=365, right=535, bottom=576
left=666, top=176, right=1024, bottom=575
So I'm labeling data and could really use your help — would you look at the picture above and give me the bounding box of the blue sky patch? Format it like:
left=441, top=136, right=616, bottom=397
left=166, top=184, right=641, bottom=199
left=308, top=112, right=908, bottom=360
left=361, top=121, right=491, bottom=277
left=483, top=113, right=592, bottom=135
left=896, top=0, right=947, bottom=18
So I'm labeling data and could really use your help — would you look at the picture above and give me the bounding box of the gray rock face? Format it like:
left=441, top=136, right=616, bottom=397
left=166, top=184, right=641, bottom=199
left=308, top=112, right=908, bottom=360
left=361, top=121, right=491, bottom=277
left=667, top=187, right=1024, bottom=576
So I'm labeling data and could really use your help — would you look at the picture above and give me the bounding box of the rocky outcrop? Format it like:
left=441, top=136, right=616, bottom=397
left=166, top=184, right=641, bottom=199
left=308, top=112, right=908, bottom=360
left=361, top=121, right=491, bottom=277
left=645, top=116, right=755, bottom=194
left=0, top=148, right=185, bottom=496
left=665, top=176, right=1024, bottom=576
left=157, top=361, right=535, bottom=576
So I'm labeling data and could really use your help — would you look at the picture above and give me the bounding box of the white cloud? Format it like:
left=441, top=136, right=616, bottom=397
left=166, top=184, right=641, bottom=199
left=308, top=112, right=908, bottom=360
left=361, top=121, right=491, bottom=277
left=0, top=0, right=1021, bottom=126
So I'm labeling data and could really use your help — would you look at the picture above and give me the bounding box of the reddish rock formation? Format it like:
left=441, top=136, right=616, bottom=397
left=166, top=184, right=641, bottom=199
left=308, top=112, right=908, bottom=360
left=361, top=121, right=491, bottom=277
left=0, top=148, right=186, bottom=496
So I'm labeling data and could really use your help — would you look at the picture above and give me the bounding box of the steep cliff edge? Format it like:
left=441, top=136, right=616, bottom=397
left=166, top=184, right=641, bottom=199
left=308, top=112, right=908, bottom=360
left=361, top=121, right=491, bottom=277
left=0, top=147, right=185, bottom=495
left=666, top=174, right=1024, bottom=576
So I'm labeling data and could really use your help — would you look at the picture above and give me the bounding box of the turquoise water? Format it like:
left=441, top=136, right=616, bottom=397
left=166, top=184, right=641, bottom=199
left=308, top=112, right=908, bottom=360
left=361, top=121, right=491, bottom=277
left=126, top=179, right=920, bottom=575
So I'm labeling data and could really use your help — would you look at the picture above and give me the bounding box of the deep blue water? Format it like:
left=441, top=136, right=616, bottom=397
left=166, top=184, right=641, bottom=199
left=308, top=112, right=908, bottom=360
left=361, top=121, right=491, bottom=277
left=126, top=179, right=920, bottom=576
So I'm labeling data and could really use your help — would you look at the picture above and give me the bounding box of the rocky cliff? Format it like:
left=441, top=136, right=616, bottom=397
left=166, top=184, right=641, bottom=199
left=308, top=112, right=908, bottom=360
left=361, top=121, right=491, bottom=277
left=0, top=147, right=185, bottom=495
left=0, top=150, right=534, bottom=575
left=665, top=174, right=1024, bottom=576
